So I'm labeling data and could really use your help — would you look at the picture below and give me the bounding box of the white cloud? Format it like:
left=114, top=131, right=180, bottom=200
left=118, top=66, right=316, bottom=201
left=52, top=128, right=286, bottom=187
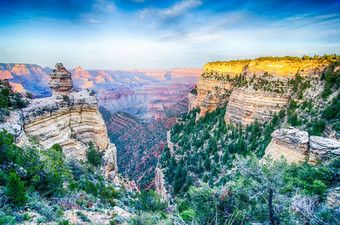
left=139, top=0, right=202, bottom=20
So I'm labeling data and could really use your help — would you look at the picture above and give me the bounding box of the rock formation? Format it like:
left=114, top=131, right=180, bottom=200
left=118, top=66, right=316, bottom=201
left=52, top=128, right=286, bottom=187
left=264, top=127, right=311, bottom=163
left=309, top=136, right=340, bottom=161
left=265, top=127, right=340, bottom=163
left=188, top=92, right=197, bottom=112
left=195, top=58, right=329, bottom=124
left=49, top=63, right=73, bottom=95
left=0, top=64, right=118, bottom=181
left=196, top=77, right=232, bottom=116
left=154, top=167, right=168, bottom=201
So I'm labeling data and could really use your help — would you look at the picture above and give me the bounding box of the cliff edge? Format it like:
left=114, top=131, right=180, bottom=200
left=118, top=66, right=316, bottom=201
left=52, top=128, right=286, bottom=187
left=0, top=63, right=118, bottom=180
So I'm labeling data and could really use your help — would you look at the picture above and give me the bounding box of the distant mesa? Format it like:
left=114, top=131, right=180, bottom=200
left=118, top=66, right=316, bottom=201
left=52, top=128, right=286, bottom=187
left=49, top=63, right=73, bottom=95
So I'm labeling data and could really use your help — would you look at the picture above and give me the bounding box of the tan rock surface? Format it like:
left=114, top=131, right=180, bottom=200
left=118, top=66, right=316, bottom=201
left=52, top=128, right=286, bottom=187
left=49, top=63, right=73, bottom=95
left=264, top=127, right=312, bottom=163
left=197, top=58, right=328, bottom=124
left=309, top=136, right=340, bottom=161
left=187, top=92, right=197, bottom=112
left=154, top=167, right=168, bottom=201
left=224, top=88, right=289, bottom=125
left=197, top=77, right=232, bottom=116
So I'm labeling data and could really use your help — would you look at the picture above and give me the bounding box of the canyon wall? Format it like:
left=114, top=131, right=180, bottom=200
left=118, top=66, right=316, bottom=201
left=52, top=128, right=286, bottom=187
left=196, top=77, right=232, bottom=116
left=224, top=88, right=289, bottom=125
left=196, top=58, right=328, bottom=124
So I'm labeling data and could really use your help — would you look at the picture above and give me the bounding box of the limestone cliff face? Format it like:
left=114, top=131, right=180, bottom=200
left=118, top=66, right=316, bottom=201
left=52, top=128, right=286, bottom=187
left=265, top=127, right=340, bottom=164
left=224, top=88, right=289, bottom=125
left=195, top=58, right=329, bottom=124
left=196, top=77, right=232, bottom=116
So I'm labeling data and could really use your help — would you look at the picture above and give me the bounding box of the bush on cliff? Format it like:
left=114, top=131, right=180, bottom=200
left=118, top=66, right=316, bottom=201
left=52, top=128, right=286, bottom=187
left=86, top=141, right=103, bottom=168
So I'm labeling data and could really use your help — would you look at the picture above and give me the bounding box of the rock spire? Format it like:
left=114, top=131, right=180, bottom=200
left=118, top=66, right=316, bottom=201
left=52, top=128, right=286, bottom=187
left=49, top=63, right=73, bottom=95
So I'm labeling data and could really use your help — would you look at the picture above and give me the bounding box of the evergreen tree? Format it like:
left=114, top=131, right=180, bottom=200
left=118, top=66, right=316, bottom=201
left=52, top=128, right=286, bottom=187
left=6, top=172, right=27, bottom=207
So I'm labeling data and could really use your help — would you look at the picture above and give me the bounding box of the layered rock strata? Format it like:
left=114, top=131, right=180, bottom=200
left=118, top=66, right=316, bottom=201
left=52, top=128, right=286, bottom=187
left=224, top=88, right=289, bottom=125
left=22, top=91, right=118, bottom=179
left=0, top=64, right=118, bottom=180
left=196, top=77, right=232, bottom=116
left=154, top=167, right=168, bottom=201
left=187, top=92, right=197, bottom=112
left=196, top=58, right=328, bottom=124
left=49, top=63, right=73, bottom=95
left=309, top=136, right=340, bottom=161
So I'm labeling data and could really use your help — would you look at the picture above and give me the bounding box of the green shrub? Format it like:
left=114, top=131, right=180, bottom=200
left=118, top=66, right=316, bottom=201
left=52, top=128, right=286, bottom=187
left=58, top=220, right=70, bottom=225
left=62, top=95, right=70, bottom=103
left=311, top=120, right=326, bottom=136
left=0, top=215, right=16, bottom=225
left=134, top=190, right=168, bottom=212
left=6, top=172, right=27, bottom=207
left=76, top=211, right=91, bottom=222
left=86, top=142, right=102, bottom=167
left=288, top=113, right=299, bottom=126
left=179, top=209, right=195, bottom=224
left=279, top=109, right=286, bottom=119
left=100, top=186, right=118, bottom=207
left=322, top=86, right=332, bottom=99
left=85, top=180, right=98, bottom=197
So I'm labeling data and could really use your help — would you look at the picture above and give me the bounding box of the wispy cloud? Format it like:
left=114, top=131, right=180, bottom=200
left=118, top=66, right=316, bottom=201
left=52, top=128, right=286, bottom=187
left=139, top=0, right=202, bottom=20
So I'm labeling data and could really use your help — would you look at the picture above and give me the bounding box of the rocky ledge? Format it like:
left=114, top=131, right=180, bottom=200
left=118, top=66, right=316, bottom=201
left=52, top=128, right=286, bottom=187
left=265, top=127, right=340, bottom=163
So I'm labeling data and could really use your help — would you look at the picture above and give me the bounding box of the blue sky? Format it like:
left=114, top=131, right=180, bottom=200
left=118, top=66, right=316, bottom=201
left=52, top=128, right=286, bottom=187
left=0, top=0, right=339, bottom=69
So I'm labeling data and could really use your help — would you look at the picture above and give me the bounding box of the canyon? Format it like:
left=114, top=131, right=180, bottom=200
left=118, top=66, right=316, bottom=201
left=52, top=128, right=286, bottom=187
left=0, top=64, right=118, bottom=181
left=0, top=62, right=201, bottom=189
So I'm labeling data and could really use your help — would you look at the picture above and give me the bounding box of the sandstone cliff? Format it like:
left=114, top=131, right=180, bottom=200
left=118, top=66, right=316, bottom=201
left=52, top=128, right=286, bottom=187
left=224, top=88, right=289, bottom=125
left=196, top=77, right=232, bottom=116
left=196, top=57, right=334, bottom=125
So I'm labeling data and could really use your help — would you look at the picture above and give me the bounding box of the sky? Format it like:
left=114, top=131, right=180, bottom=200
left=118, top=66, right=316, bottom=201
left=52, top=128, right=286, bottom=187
left=0, top=0, right=339, bottom=69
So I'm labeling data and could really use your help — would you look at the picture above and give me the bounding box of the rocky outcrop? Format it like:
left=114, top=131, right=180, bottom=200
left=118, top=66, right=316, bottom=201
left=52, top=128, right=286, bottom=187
left=22, top=90, right=118, bottom=179
left=154, top=167, right=168, bottom=201
left=264, top=127, right=311, bottom=163
left=309, top=136, right=340, bottom=161
left=326, top=187, right=340, bottom=209
left=224, top=88, right=289, bottom=125
left=49, top=63, right=73, bottom=95
left=265, top=127, right=340, bottom=164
